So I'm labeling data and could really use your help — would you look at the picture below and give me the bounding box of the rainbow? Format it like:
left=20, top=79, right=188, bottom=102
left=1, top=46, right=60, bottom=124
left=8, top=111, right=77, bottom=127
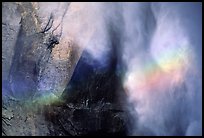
left=124, top=45, right=191, bottom=94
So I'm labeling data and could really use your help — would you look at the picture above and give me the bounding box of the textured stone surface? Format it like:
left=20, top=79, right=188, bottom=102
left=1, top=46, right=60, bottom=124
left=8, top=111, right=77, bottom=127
left=2, top=2, right=80, bottom=136
left=46, top=35, right=128, bottom=135
left=2, top=2, right=128, bottom=136
left=2, top=2, right=21, bottom=82
left=2, top=99, right=49, bottom=136
left=45, top=103, right=128, bottom=136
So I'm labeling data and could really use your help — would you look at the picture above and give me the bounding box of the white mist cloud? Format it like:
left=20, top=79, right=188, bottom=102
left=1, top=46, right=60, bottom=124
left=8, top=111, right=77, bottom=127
left=121, top=2, right=202, bottom=136
left=61, top=2, right=202, bottom=136
left=35, top=2, right=202, bottom=135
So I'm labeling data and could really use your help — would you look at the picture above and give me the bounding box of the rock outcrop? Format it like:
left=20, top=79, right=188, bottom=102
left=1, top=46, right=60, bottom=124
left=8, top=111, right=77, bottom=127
left=2, top=2, right=129, bottom=136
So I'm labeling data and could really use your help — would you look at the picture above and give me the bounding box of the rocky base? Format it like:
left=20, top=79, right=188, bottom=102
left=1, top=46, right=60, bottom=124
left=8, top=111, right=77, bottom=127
left=44, top=102, right=128, bottom=136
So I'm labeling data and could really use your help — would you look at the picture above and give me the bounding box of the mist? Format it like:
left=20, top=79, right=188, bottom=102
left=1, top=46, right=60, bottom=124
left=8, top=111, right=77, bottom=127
left=59, top=2, right=201, bottom=136
left=3, top=2, right=201, bottom=136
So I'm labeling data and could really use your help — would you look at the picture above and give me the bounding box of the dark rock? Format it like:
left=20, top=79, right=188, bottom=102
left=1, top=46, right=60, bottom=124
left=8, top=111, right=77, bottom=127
left=45, top=30, right=128, bottom=135
left=45, top=103, right=128, bottom=136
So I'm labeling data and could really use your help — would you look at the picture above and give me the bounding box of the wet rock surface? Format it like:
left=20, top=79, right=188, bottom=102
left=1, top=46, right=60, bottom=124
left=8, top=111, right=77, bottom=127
left=45, top=49, right=129, bottom=136
left=2, top=2, right=76, bottom=136
left=45, top=103, right=128, bottom=136
left=2, top=2, right=129, bottom=136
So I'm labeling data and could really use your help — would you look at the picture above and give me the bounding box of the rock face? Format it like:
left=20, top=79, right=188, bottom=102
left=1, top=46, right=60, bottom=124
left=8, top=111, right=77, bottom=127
left=45, top=50, right=128, bottom=136
left=2, top=2, right=129, bottom=136
left=2, top=2, right=21, bottom=96
left=45, top=18, right=129, bottom=135
left=2, top=2, right=80, bottom=99
left=2, top=2, right=81, bottom=136
left=2, top=99, right=49, bottom=136
left=45, top=103, right=128, bottom=136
